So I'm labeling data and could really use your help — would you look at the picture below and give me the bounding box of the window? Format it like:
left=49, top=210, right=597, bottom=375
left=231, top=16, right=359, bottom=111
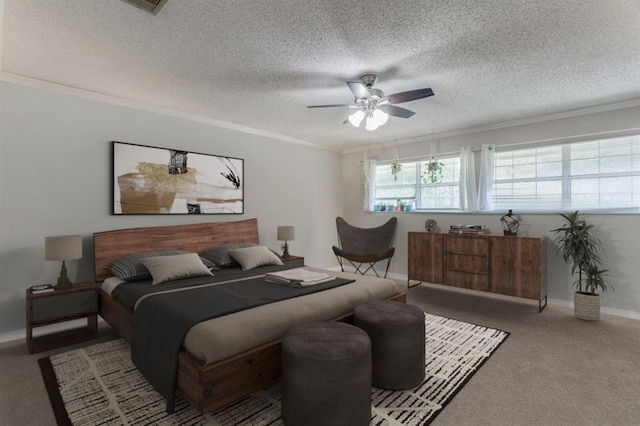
left=373, top=156, right=461, bottom=211
left=492, top=134, right=640, bottom=211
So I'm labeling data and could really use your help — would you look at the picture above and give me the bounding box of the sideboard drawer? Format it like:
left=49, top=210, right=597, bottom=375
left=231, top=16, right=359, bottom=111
left=445, top=236, right=489, bottom=255
left=445, top=253, right=489, bottom=274
left=445, top=271, right=490, bottom=291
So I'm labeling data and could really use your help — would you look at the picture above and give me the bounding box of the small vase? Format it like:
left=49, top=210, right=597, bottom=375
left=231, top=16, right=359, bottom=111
left=574, top=292, right=600, bottom=321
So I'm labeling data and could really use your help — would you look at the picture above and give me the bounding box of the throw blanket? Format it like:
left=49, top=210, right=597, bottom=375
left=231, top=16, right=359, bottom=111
left=131, top=274, right=354, bottom=413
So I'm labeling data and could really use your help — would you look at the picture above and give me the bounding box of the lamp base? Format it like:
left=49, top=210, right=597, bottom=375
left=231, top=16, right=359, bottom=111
left=281, top=241, right=290, bottom=258
left=54, top=260, right=74, bottom=290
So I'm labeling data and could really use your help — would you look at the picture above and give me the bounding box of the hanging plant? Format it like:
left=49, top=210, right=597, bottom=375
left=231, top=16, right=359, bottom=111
left=422, top=157, right=444, bottom=183
left=391, top=161, right=402, bottom=181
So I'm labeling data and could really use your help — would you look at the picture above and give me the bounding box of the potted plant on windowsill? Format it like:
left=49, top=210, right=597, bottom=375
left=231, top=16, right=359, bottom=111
left=551, top=210, right=612, bottom=321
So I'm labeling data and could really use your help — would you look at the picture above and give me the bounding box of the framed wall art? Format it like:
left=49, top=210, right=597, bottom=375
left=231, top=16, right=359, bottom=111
left=112, top=141, right=244, bottom=215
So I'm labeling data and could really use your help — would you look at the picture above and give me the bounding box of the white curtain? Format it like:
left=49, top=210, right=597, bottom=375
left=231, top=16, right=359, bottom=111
left=459, top=147, right=478, bottom=212
left=362, top=157, right=377, bottom=212
left=478, top=144, right=495, bottom=211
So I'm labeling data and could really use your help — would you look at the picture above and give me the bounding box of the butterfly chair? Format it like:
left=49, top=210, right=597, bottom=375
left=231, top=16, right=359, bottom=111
left=332, top=216, right=397, bottom=278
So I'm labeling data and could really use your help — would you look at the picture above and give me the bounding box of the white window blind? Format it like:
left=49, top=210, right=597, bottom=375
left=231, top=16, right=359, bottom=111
left=492, top=134, right=640, bottom=211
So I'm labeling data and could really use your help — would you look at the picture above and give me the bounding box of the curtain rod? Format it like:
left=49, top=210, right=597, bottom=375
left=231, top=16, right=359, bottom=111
left=374, top=145, right=495, bottom=164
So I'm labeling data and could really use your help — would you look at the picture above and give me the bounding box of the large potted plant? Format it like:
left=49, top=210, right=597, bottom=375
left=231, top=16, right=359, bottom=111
left=551, top=211, right=612, bottom=320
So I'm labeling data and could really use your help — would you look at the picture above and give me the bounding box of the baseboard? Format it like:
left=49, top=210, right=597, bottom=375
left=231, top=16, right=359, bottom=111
left=408, top=280, right=640, bottom=320
left=547, top=298, right=640, bottom=320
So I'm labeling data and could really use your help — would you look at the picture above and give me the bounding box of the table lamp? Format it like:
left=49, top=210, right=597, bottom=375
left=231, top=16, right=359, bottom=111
left=45, top=235, right=82, bottom=290
left=277, top=226, right=295, bottom=258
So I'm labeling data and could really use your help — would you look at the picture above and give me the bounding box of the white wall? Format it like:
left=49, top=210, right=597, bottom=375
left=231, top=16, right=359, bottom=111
left=0, top=81, right=343, bottom=337
left=342, top=105, right=640, bottom=318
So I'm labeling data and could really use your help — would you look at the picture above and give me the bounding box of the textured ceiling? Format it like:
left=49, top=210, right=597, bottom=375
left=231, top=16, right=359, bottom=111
left=2, top=0, right=640, bottom=151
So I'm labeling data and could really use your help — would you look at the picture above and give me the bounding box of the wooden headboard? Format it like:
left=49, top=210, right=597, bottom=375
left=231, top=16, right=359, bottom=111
left=93, top=219, right=260, bottom=282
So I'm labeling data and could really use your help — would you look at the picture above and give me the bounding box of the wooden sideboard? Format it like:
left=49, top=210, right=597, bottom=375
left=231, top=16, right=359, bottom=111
left=408, top=232, right=547, bottom=312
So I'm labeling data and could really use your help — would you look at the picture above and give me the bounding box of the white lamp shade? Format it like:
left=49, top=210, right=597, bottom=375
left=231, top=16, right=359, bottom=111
left=372, top=109, right=389, bottom=126
left=365, top=114, right=379, bottom=131
left=277, top=226, right=295, bottom=241
left=45, top=235, right=82, bottom=261
left=348, top=110, right=365, bottom=127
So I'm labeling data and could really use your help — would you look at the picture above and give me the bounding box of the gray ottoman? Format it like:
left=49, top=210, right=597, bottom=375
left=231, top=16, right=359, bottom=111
left=281, top=322, right=372, bottom=426
left=354, top=300, right=425, bottom=390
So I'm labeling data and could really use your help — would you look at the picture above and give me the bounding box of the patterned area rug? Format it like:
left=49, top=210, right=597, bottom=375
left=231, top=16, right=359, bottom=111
left=39, top=314, right=509, bottom=425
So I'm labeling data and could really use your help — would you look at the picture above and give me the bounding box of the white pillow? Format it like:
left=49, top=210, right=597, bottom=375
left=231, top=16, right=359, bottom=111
left=229, top=246, right=284, bottom=271
left=141, top=253, right=213, bottom=285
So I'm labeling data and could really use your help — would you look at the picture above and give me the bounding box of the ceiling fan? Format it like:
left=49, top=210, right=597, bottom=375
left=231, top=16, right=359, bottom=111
left=307, top=74, right=434, bottom=130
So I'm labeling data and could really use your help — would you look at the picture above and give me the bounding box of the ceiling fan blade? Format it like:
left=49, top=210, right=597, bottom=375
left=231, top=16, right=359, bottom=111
left=387, top=88, right=434, bottom=104
left=383, top=105, right=415, bottom=118
left=347, top=81, right=371, bottom=99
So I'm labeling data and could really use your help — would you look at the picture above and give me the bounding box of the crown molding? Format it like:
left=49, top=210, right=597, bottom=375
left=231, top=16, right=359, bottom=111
left=0, top=71, right=340, bottom=153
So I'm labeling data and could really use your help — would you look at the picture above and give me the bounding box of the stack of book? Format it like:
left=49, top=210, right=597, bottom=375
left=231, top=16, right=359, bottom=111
left=29, top=284, right=54, bottom=294
left=265, top=268, right=335, bottom=287
left=448, top=224, right=487, bottom=235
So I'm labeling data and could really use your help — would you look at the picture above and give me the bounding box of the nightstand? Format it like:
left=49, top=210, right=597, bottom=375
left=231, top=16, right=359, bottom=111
left=280, top=255, right=304, bottom=267
left=26, top=282, right=99, bottom=354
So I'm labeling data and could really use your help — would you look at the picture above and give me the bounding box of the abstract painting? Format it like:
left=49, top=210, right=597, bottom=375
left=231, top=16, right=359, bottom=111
left=112, top=141, right=243, bottom=214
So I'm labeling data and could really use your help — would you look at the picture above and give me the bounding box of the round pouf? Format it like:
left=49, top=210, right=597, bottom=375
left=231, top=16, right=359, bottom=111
left=354, top=300, right=425, bottom=390
left=281, top=322, right=372, bottom=426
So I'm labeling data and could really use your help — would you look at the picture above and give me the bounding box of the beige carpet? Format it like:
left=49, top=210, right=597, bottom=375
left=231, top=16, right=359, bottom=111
left=2, top=282, right=640, bottom=425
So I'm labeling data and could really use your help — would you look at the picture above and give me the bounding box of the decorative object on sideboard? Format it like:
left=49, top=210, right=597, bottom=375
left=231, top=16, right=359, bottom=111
left=500, top=209, right=521, bottom=236
left=45, top=235, right=82, bottom=290
left=425, top=219, right=439, bottom=232
left=551, top=210, right=613, bottom=321
left=277, top=226, right=295, bottom=258
left=112, top=141, right=244, bottom=215
left=449, top=224, right=487, bottom=235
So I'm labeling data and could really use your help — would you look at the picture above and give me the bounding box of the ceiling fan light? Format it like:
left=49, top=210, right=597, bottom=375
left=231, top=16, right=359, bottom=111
left=365, top=115, right=379, bottom=131
left=348, top=110, right=365, bottom=127
left=372, top=109, right=389, bottom=126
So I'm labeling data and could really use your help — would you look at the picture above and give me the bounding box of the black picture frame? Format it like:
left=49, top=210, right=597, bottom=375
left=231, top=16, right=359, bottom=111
left=112, top=141, right=244, bottom=215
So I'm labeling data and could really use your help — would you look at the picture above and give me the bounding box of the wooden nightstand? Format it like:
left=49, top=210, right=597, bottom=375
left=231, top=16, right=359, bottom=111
left=280, top=255, right=304, bottom=264
left=26, top=282, right=99, bottom=354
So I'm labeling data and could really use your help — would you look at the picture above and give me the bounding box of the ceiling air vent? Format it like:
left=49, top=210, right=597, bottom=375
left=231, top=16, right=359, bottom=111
left=121, top=0, right=168, bottom=15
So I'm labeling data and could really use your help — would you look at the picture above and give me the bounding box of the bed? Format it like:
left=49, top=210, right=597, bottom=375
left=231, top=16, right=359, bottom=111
left=94, top=218, right=406, bottom=413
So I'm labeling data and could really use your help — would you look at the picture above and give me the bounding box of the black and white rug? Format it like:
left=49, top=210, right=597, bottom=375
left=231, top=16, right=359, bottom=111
left=39, top=314, right=509, bottom=425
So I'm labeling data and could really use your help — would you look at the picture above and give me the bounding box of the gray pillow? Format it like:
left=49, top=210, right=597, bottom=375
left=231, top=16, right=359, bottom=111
left=229, top=246, right=284, bottom=271
left=141, top=253, right=214, bottom=285
left=105, top=250, right=189, bottom=281
left=199, top=242, right=256, bottom=267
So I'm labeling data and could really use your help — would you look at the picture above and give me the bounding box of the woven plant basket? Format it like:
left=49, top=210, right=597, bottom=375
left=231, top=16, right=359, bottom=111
left=574, top=292, right=600, bottom=321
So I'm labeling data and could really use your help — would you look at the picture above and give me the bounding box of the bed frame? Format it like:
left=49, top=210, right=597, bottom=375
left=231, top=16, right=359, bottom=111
left=94, top=218, right=406, bottom=413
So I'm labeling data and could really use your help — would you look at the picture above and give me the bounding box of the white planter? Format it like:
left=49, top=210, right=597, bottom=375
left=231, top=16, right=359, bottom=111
left=574, top=292, right=600, bottom=321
